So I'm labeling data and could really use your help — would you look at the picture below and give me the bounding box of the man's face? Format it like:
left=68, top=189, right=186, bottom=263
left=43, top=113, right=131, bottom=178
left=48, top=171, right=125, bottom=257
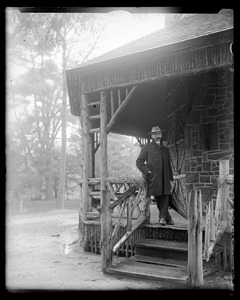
left=151, top=131, right=162, bottom=141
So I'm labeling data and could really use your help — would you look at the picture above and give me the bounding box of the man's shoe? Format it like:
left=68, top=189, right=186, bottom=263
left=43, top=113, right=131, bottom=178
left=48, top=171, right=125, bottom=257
left=159, top=218, right=166, bottom=225
left=166, top=219, right=174, bottom=225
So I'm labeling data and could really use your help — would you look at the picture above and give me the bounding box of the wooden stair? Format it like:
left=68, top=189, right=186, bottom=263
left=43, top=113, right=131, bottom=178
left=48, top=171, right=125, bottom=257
left=106, top=237, right=217, bottom=285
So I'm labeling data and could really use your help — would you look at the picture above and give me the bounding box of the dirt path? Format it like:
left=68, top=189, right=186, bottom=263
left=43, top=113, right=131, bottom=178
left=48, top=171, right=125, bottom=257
left=6, top=209, right=234, bottom=292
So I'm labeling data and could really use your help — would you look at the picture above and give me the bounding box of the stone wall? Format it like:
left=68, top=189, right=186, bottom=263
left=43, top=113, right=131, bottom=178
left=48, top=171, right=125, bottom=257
left=184, top=69, right=234, bottom=200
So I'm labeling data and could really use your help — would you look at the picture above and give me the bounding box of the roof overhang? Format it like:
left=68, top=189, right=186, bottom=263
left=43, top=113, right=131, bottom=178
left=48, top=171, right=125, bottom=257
left=67, top=28, right=233, bottom=76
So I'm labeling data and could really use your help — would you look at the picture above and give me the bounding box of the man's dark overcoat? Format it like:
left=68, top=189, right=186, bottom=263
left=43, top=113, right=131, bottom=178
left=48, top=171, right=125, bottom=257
left=136, top=141, right=173, bottom=196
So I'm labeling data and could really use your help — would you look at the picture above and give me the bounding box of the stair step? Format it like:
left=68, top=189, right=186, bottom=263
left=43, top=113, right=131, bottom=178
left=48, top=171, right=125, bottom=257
left=107, top=257, right=188, bottom=285
left=107, top=255, right=216, bottom=284
left=136, top=239, right=188, bottom=251
left=131, top=255, right=215, bottom=276
left=131, top=255, right=187, bottom=268
left=135, top=238, right=188, bottom=261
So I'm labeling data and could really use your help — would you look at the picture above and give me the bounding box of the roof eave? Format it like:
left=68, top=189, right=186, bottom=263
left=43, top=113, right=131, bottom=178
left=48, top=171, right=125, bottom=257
left=66, top=27, right=233, bottom=75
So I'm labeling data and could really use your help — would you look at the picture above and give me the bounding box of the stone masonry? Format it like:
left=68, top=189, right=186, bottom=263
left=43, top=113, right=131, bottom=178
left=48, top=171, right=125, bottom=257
left=184, top=69, right=234, bottom=200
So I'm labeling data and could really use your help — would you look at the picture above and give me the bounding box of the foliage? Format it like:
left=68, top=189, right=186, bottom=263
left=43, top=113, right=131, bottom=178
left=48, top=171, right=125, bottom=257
left=95, top=134, right=141, bottom=178
left=6, top=10, right=101, bottom=204
left=6, top=9, right=144, bottom=210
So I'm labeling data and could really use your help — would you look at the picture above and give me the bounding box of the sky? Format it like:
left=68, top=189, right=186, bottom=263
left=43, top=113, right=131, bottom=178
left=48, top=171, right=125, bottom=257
left=7, top=10, right=165, bottom=78
left=88, top=10, right=165, bottom=60
left=7, top=10, right=165, bottom=140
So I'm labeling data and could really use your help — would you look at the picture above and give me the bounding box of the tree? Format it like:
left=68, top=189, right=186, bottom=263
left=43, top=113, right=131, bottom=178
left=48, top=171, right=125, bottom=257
left=6, top=10, right=105, bottom=208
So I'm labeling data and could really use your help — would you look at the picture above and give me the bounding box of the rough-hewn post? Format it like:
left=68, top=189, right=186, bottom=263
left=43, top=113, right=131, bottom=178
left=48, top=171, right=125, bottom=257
left=81, top=94, right=90, bottom=219
left=100, top=90, right=112, bottom=271
left=219, top=160, right=230, bottom=271
left=126, top=197, right=132, bottom=257
left=188, top=189, right=203, bottom=287
left=143, top=181, right=151, bottom=223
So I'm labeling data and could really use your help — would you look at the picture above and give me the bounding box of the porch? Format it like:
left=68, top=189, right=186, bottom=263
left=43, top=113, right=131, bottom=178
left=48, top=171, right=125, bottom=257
left=79, top=161, right=233, bottom=287
left=66, top=10, right=233, bottom=287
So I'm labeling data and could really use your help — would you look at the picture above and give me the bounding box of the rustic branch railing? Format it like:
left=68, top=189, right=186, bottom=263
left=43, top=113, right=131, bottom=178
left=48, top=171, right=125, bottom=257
left=202, top=160, right=233, bottom=268
left=188, top=159, right=234, bottom=287
left=112, top=180, right=149, bottom=255
left=79, top=177, right=142, bottom=218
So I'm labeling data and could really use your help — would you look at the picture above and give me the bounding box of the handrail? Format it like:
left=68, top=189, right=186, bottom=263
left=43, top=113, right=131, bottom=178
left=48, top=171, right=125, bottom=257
left=202, top=160, right=233, bottom=263
left=188, top=160, right=234, bottom=287
left=111, top=180, right=150, bottom=255
left=113, top=215, right=146, bottom=254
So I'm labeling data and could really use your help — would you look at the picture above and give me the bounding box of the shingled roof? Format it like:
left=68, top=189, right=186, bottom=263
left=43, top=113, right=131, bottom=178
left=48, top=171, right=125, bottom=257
left=76, top=9, right=233, bottom=69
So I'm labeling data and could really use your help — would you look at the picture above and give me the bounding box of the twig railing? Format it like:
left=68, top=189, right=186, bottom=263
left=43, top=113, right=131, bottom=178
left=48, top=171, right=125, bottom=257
left=78, top=177, right=142, bottom=218
left=202, top=160, right=233, bottom=269
left=111, top=180, right=150, bottom=255
left=188, top=159, right=234, bottom=287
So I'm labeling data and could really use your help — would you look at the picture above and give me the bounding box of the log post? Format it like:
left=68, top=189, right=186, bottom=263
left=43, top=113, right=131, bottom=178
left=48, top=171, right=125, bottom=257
left=203, top=202, right=211, bottom=261
left=81, top=94, right=90, bottom=219
left=188, top=189, right=203, bottom=287
left=210, top=199, right=215, bottom=241
left=117, top=89, right=121, bottom=107
left=126, top=197, right=132, bottom=257
left=143, top=182, right=151, bottom=223
left=218, top=160, right=230, bottom=271
left=110, top=89, right=114, bottom=117
left=196, top=190, right=203, bottom=285
left=99, top=90, right=112, bottom=271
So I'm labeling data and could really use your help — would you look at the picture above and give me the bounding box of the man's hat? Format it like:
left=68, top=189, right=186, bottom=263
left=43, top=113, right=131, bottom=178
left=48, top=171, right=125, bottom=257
left=148, top=126, right=165, bottom=135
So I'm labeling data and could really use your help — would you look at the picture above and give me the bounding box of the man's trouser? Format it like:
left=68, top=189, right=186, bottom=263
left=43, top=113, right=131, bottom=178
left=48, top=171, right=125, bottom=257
left=155, top=195, right=172, bottom=220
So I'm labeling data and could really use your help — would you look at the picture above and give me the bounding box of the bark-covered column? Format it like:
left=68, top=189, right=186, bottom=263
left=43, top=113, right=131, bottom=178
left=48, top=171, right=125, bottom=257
left=81, top=94, right=91, bottom=219
left=99, top=90, right=112, bottom=271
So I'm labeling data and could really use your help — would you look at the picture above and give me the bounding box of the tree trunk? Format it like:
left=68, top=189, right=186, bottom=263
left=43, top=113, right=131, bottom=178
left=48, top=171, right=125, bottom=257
left=53, top=176, right=58, bottom=199
left=45, top=172, right=53, bottom=201
left=57, top=37, right=67, bottom=209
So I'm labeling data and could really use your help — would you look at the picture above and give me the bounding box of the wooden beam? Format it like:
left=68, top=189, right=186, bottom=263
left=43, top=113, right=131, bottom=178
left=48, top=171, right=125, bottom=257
left=99, top=90, right=112, bottom=271
left=105, top=85, right=137, bottom=132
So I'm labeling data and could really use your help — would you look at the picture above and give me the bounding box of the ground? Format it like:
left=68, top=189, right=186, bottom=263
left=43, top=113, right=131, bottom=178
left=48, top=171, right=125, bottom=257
left=6, top=209, right=234, bottom=292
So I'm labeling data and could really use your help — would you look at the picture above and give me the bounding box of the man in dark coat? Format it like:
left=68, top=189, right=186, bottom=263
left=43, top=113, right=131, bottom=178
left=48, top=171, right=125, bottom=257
left=136, top=126, right=174, bottom=225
